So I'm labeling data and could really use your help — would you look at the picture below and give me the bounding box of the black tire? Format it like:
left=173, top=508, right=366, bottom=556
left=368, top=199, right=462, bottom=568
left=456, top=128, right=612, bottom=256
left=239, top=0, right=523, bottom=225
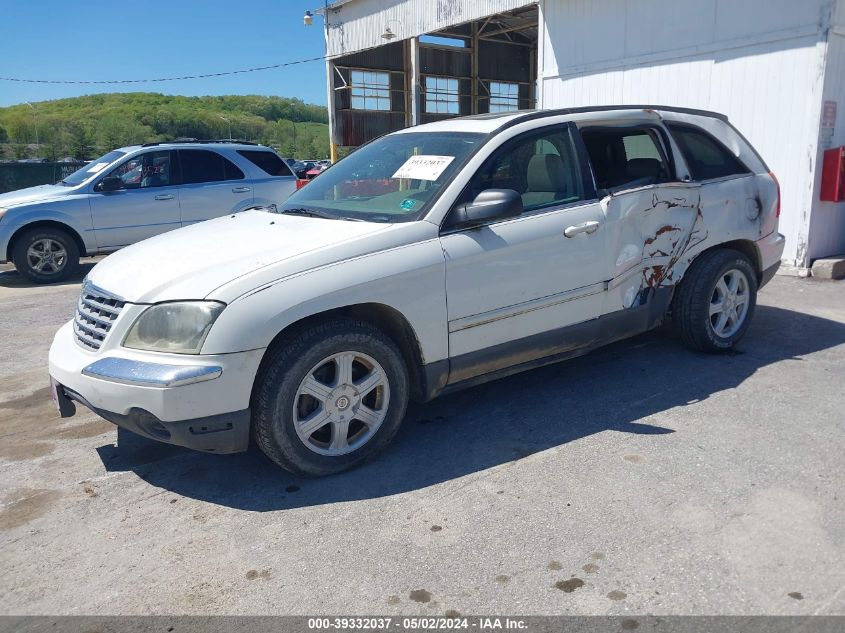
left=252, top=318, right=410, bottom=476
left=11, top=227, right=80, bottom=284
left=672, top=248, right=758, bottom=353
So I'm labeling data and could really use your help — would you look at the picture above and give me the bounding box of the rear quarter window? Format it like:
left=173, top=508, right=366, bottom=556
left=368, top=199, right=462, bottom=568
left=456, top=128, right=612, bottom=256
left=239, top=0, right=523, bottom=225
left=237, top=150, right=294, bottom=177
left=179, top=149, right=245, bottom=184
left=667, top=124, right=749, bottom=181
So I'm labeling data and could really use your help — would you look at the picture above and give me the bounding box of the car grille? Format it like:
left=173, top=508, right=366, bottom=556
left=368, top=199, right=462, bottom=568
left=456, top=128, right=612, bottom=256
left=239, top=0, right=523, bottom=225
left=74, top=282, right=125, bottom=350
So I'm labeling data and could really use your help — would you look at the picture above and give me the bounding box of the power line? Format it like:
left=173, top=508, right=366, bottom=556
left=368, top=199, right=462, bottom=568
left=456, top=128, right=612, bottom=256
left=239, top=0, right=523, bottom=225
left=0, top=56, right=326, bottom=85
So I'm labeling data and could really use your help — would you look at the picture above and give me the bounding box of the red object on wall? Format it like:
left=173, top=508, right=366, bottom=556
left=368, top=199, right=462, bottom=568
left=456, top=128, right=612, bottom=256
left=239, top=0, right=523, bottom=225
left=820, top=146, right=845, bottom=202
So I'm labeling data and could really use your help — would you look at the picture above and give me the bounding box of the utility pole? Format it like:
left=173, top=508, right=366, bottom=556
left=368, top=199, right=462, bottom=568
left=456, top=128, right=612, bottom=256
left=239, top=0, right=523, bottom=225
left=218, top=115, right=232, bottom=141
left=305, top=1, right=338, bottom=164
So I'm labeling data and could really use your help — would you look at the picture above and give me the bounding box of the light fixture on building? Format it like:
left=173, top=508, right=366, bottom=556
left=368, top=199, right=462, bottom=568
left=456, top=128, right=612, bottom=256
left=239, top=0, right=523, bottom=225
left=303, top=10, right=314, bottom=26
left=382, top=26, right=397, bottom=40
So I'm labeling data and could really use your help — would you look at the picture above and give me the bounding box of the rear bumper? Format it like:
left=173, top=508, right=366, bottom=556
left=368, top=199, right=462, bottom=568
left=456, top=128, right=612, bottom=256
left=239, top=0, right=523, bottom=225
left=760, top=260, right=780, bottom=288
left=756, top=232, right=785, bottom=286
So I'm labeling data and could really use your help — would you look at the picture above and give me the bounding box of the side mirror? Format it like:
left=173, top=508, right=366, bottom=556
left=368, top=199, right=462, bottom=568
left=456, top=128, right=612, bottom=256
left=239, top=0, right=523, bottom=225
left=98, top=176, right=124, bottom=192
left=452, top=189, right=523, bottom=228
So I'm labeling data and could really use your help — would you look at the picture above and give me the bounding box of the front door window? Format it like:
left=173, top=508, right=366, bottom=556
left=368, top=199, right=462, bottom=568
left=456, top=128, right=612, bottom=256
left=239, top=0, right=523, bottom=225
left=106, top=151, right=172, bottom=189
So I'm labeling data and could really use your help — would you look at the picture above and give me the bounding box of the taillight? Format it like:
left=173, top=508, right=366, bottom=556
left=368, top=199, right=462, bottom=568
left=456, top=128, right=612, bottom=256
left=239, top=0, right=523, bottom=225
left=296, top=179, right=309, bottom=190
left=769, top=172, right=781, bottom=217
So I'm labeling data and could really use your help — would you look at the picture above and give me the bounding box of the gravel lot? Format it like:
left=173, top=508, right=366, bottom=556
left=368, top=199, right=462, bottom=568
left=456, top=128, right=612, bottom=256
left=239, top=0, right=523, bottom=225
left=0, top=261, right=843, bottom=616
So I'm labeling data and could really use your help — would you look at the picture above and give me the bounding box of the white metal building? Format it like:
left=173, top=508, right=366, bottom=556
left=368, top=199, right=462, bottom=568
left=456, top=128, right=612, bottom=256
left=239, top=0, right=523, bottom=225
left=321, top=0, right=845, bottom=271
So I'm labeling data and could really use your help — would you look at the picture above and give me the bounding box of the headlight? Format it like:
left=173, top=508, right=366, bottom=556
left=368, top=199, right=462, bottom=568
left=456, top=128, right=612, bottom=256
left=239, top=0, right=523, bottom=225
left=123, top=301, right=225, bottom=354
left=0, top=208, right=7, bottom=221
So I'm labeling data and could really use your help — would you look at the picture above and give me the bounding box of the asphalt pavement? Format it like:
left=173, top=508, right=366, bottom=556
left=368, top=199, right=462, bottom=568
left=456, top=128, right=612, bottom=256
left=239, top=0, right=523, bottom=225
left=0, top=262, right=843, bottom=616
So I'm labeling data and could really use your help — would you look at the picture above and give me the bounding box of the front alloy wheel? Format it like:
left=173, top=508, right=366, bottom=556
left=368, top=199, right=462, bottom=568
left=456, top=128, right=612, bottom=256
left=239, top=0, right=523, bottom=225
left=26, top=238, right=68, bottom=275
left=293, top=351, right=390, bottom=456
left=12, top=227, right=80, bottom=284
left=252, top=318, right=409, bottom=475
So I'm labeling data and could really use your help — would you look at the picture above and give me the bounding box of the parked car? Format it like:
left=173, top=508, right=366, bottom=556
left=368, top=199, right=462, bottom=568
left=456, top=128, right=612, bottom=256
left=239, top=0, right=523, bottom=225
left=49, top=105, right=784, bottom=475
left=0, top=141, right=297, bottom=283
left=291, top=160, right=316, bottom=179
left=305, top=163, right=327, bottom=179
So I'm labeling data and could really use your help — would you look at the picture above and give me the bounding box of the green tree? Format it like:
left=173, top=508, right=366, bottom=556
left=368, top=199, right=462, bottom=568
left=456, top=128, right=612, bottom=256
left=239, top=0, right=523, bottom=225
left=63, top=122, right=91, bottom=160
left=0, top=93, right=330, bottom=157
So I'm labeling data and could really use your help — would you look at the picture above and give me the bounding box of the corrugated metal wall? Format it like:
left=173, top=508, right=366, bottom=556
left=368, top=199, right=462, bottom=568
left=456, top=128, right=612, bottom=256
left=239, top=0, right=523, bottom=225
left=330, top=9, right=537, bottom=145
left=808, top=28, right=845, bottom=260
left=326, top=0, right=537, bottom=58
left=537, top=0, right=832, bottom=267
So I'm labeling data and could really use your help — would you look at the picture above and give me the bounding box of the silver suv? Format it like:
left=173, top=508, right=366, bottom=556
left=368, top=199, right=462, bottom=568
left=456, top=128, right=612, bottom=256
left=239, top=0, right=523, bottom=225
left=0, top=141, right=297, bottom=283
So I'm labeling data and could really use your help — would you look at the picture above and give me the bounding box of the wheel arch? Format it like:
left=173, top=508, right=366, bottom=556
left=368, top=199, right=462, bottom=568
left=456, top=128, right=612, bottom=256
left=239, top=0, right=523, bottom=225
left=7, top=220, right=88, bottom=261
left=254, top=302, right=431, bottom=403
left=679, top=238, right=762, bottom=285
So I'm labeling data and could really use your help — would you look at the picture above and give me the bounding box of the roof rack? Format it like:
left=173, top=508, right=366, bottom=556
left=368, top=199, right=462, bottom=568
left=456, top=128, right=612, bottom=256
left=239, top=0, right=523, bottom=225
left=495, top=104, right=729, bottom=132
left=141, top=139, right=262, bottom=147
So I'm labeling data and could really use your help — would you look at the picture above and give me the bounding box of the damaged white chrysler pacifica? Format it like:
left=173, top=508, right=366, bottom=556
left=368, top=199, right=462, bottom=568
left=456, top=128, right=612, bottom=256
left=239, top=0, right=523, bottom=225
left=49, top=106, right=785, bottom=475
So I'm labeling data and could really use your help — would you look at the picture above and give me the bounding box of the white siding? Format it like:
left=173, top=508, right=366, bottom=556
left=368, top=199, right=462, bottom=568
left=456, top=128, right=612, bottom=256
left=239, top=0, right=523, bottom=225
left=834, top=0, right=845, bottom=28
left=325, top=0, right=537, bottom=58
left=807, top=30, right=845, bottom=260
left=538, top=0, right=830, bottom=267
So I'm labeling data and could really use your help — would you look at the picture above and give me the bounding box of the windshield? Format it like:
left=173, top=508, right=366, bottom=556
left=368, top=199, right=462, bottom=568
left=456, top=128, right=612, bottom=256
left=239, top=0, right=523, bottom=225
left=60, top=150, right=127, bottom=186
left=281, top=132, right=485, bottom=222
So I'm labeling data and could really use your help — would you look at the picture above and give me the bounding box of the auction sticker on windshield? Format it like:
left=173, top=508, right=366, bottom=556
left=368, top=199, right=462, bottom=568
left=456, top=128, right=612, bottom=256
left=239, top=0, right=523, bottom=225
left=392, top=155, right=455, bottom=181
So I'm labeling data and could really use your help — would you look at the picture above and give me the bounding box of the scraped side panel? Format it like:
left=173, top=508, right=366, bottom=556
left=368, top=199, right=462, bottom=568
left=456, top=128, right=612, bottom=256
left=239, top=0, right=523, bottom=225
left=602, top=184, right=702, bottom=314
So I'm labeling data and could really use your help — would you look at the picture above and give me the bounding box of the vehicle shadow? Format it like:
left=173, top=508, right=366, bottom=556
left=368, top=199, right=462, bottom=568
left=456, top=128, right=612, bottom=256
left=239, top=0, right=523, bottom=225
left=96, top=305, right=845, bottom=510
left=0, top=260, right=98, bottom=289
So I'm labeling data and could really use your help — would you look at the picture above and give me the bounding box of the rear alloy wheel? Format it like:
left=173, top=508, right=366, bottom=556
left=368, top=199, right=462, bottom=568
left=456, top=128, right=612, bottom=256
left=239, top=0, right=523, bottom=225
left=707, top=268, right=751, bottom=339
left=252, top=318, right=409, bottom=475
left=672, top=249, right=758, bottom=352
left=12, top=227, right=80, bottom=284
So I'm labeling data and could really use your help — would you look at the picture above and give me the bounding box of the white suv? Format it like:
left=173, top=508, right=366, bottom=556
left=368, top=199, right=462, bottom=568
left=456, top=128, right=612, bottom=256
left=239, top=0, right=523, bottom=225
left=48, top=106, right=785, bottom=475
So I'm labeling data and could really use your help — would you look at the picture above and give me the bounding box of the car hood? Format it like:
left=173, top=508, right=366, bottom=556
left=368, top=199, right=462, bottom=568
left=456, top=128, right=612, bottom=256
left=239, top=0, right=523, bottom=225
left=0, top=184, right=70, bottom=207
left=87, top=210, right=425, bottom=304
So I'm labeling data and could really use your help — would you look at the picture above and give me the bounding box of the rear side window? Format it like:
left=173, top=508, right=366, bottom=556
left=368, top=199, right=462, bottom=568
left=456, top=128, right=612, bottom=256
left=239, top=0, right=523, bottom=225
left=179, top=149, right=245, bottom=184
left=580, top=127, right=672, bottom=191
left=237, top=150, right=294, bottom=177
left=667, top=124, right=749, bottom=181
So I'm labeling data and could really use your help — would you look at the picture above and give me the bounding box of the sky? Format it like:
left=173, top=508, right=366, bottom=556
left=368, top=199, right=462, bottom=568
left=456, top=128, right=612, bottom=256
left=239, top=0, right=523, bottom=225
left=0, top=0, right=329, bottom=107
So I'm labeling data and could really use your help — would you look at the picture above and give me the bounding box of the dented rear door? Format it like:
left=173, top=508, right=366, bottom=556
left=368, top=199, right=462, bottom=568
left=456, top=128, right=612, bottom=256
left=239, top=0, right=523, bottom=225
left=600, top=184, right=702, bottom=314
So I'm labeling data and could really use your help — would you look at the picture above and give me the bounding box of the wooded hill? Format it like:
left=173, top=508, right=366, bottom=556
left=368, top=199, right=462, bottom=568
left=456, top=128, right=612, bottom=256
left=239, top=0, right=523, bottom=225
left=0, top=93, right=330, bottom=160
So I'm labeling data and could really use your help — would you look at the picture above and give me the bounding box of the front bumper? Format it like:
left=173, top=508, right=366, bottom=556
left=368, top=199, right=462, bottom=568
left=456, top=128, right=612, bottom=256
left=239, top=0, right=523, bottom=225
left=48, top=321, right=265, bottom=453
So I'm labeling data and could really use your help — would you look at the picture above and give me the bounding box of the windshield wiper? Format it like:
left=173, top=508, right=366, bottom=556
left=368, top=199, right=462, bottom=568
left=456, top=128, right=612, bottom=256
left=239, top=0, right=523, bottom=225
left=280, top=207, right=363, bottom=222
left=281, top=207, right=340, bottom=220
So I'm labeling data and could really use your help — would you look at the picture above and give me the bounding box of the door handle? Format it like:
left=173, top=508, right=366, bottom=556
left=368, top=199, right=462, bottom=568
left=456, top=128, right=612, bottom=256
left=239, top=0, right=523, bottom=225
left=564, top=220, right=600, bottom=238
left=231, top=186, right=251, bottom=193
left=154, top=194, right=174, bottom=201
